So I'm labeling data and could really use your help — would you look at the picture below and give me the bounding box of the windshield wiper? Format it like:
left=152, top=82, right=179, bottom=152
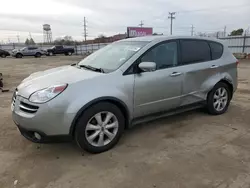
left=78, top=65, right=105, bottom=73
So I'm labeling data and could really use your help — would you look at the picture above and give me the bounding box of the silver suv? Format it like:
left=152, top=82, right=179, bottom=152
left=11, top=36, right=238, bottom=153
left=12, top=47, right=46, bottom=58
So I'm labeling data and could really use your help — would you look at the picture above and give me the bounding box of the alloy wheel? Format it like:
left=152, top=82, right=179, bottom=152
left=213, top=87, right=228, bottom=112
left=85, top=111, right=119, bottom=147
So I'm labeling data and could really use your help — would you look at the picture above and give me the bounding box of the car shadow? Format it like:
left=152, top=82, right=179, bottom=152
left=27, top=108, right=208, bottom=157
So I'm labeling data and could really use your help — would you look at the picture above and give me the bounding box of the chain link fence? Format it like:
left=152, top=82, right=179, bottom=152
left=0, top=43, right=110, bottom=55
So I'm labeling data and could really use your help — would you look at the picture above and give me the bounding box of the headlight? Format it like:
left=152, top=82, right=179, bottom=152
left=29, top=84, right=68, bottom=103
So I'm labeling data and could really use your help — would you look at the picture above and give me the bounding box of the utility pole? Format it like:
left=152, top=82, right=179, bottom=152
left=139, top=20, right=144, bottom=27
left=223, top=26, right=227, bottom=37
left=191, top=25, right=195, bottom=36
left=17, top=35, right=20, bottom=43
left=168, top=12, right=176, bottom=35
left=8, top=38, right=11, bottom=44
left=83, top=17, right=87, bottom=43
left=216, top=32, right=219, bottom=39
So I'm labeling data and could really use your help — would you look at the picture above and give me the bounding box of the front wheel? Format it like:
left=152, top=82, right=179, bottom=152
left=35, top=53, right=41, bottom=58
left=1, top=54, right=6, bottom=58
left=75, top=102, right=125, bottom=153
left=16, top=53, right=23, bottom=58
left=207, top=82, right=231, bottom=115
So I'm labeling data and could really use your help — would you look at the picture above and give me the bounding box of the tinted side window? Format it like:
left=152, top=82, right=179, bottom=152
left=209, top=42, right=223, bottom=60
left=56, top=46, right=63, bottom=49
left=181, top=40, right=211, bottom=64
left=28, top=47, right=37, bottom=50
left=141, top=41, right=178, bottom=70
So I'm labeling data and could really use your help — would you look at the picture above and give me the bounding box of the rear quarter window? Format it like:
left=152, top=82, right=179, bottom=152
left=209, top=42, right=223, bottom=60
left=181, top=40, right=211, bottom=65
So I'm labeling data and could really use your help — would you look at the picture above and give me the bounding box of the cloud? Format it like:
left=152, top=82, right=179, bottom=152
left=0, top=0, right=249, bottom=42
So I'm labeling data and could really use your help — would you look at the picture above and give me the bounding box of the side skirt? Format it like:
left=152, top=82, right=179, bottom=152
left=131, top=101, right=206, bottom=126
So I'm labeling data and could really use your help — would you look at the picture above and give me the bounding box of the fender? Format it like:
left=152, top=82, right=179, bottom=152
left=69, top=96, right=131, bottom=136
left=200, top=72, right=234, bottom=100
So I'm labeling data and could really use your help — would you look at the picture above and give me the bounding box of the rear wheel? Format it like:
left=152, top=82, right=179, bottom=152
left=1, top=54, right=6, bottom=58
left=207, top=82, right=231, bottom=115
left=49, top=52, right=53, bottom=56
left=68, top=52, right=72, bottom=56
left=16, top=53, right=23, bottom=58
left=75, top=102, right=125, bottom=153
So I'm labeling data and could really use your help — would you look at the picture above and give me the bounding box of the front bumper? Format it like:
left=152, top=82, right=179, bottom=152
left=15, top=123, right=71, bottom=143
left=11, top=94, right=76, bottom=140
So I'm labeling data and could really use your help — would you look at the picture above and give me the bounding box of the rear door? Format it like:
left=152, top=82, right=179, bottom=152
left=179, top=39, right=220, bottom=106
left=56, top=46, right=64, bottom=54
left=31, top=47, right=38, bottom=55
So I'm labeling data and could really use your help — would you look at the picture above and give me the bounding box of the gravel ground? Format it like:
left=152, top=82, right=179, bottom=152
left=0, top=56, right=250, bottom=188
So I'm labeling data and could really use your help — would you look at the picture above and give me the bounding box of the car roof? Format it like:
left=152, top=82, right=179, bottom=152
left=120, top=35, right=223, bottom=44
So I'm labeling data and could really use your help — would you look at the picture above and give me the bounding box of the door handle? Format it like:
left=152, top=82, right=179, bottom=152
left=210, top=65, right=219, bottom=69
left=170, top=72, right=182, bottom=77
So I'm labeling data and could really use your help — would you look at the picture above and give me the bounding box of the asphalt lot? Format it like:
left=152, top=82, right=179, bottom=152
left=0, top=56, right=250, bottom=188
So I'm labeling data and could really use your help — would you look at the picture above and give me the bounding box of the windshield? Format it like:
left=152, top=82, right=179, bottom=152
left=78, top=41, right=148, bottom=72
left=20, top=47, right=26, bottom=51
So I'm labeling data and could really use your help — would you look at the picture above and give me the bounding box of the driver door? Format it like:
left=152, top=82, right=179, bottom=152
left=133, top=40, right=183, bottom=118
left=22, top=47, right=29, bottom=56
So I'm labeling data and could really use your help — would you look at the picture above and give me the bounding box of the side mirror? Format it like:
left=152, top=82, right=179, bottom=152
left=138, top=62, right=156, bottom=72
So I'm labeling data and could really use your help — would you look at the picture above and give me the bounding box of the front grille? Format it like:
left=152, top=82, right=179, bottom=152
left=19, top=101, right=39, bottom=113
left=12, top=89, right=17, bottom=108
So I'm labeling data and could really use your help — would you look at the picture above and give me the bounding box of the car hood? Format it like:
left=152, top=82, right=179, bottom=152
left=17, top=65, right=103, bottom=98
left=12, top=49, right=19, bottom=53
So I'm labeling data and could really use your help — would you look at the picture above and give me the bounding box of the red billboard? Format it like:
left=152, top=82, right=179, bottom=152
left=127, top=27, right=153, bottom=38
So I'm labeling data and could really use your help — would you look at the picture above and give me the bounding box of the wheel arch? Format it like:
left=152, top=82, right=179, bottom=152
left=207, top=79, right=234, bottom=101
left=218, top=79, right=234, bottom=99
left=16, top=52, right=23, bottom=56
left=69, top=97, right=130, bottom=137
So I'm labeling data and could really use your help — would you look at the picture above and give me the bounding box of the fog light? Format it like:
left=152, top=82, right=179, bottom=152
left=34, top=132, right=42, bottom=140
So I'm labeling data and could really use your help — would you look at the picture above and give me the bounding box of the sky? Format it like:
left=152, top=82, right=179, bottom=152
left=0, top=0, right=249, bottom=43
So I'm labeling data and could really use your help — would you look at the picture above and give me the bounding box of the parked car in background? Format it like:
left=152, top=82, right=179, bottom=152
left=0, top=49, right=10, bottom=58
left=12, top=47, right=47, bottom=58
left=47, top=45, right=75, bottom=56
left=12, top=36, right=238, bottom=153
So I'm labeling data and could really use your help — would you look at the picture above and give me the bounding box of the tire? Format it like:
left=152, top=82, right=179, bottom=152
left=16, top=53, right=23, bottom=58
left=207, top=82, right=231, bottom=115
left=64, top=53, right=68, bottom=56
left=68, top=52, right=72, bottom=56
left=1, top=54, right=6, bottom=58
left=35, top=53, right=41, bottom=58
left=75, top=102, right=125, bottom=153
left=49, top=52, right=53, bottom=56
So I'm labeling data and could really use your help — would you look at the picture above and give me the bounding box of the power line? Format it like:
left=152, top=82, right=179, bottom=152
left=168, top=12, right=176, bottom=35
left=177, top=3, right=250, bottom=14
